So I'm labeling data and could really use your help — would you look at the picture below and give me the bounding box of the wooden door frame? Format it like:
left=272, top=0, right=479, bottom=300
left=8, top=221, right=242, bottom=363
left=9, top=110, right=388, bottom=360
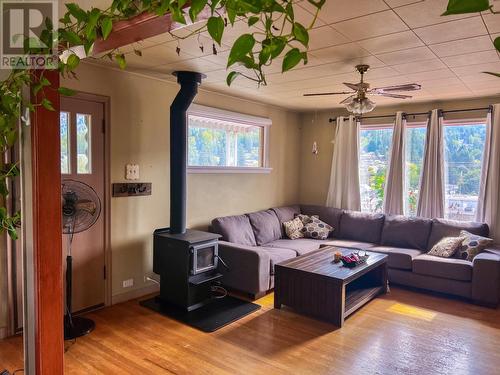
left=63, top=91, right=112, bottom=307
left=30, top=69, right=64, bottom=374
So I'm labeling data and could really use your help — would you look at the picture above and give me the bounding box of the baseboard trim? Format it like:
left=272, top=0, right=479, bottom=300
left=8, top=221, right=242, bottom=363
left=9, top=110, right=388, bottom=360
left=112, top=284, right=159, bottom=305
left=0, top=327, right=7, bottom=339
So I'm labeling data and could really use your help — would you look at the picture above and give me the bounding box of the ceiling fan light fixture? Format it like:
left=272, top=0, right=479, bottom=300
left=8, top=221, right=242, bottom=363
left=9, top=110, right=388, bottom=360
left=345, top=97, right=376, bottom=115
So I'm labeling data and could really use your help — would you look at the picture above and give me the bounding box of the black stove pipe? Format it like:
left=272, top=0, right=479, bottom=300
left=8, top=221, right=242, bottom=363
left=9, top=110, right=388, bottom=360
left=169, top=71, right=204, bottom=234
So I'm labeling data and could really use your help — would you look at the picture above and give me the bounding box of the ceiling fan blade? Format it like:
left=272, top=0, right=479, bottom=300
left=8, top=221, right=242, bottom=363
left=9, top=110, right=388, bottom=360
left=371, top=83, right=421, bottom=92
left=339, top=95, right=356, bottom=104
left=343, top=82, right=362, bottom=91
left=369, top=92, right=412, bottom=99
left=303, top=91, right=354, bottom=97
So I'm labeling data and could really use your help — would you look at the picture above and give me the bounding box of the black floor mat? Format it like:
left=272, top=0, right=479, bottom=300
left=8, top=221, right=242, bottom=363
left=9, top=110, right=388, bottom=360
left=140, top=296, right=261, bottom=332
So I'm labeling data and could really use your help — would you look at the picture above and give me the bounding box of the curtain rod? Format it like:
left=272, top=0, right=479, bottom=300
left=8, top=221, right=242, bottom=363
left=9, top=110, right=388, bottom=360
left=328, top=106, right=492, bottom=123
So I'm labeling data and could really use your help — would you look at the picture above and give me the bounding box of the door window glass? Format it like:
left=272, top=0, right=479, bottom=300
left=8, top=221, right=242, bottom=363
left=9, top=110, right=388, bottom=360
left=60, top=112, right=70, bottom=174
left=76, top=113, right=92, bottom=174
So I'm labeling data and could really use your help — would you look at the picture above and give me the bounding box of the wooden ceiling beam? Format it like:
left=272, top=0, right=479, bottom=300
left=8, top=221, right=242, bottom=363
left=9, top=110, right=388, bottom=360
left=92, top=7, right=211, bottom=55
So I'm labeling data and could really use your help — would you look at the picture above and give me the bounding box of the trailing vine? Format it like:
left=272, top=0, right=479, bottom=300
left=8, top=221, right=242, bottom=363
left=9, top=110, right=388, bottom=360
left=0, top=0, right=496, bottom=240
left=58, top=0, right=326, bottom=84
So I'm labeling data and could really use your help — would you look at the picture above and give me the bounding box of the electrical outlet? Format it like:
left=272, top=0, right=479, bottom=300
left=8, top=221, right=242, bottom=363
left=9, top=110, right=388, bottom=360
left=125, top=164, right=140, bottom=180
left=122, top=278, right=134, bottom=288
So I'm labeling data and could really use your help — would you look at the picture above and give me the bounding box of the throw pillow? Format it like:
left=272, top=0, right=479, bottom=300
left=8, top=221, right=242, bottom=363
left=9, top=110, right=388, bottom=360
left=427, top=236, right=465, bottom=258
left=301, top=217, right=333, bottom=240
left=283, top=217, right=304, bottom=240
left=295, top=214, right=318, bottom=225
left=456, top=230, right=494, bottom=261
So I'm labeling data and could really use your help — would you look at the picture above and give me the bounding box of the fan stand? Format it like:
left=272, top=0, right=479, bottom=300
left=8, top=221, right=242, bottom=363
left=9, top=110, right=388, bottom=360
left=64, top=225, right=95, bottom=340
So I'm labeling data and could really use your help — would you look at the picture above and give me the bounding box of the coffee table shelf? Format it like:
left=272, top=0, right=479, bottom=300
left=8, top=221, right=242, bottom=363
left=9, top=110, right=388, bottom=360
left=345, top=285, right=385, bottom=317
left=274, top=246, right=388, bottom=327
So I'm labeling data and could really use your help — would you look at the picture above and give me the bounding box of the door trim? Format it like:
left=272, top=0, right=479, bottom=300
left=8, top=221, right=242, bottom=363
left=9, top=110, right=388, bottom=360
left=63, top=91, right=112, bottom=307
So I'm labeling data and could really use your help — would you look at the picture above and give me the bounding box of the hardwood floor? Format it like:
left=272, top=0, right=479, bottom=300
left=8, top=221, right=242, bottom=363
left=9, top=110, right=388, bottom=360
left=1, top=287, right=499, bottom=374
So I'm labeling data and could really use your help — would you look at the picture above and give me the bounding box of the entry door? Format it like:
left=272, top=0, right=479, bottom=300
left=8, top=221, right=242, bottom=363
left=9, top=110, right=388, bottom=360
left=60, top=96, right=105, bottom=313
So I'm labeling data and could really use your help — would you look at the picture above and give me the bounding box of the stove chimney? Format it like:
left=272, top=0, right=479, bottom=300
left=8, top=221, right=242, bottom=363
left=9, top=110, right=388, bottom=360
left=170, top=71, right=204, bottom=234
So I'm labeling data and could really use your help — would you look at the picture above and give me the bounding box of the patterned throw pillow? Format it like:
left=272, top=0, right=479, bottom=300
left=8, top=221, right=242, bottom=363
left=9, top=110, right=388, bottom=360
left=301, top=217, right=333, bottom=240
left=427, top=236, right=466, bottom=258
left=283, top=217, right=304, bottom=240
left=456, top=230, right=494, bottom=261
left=295, top=214, right=318, bottom=225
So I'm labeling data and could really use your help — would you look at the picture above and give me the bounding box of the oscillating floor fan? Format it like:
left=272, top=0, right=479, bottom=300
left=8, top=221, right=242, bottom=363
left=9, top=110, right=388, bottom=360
left=62, top=179, right=101, bottom=340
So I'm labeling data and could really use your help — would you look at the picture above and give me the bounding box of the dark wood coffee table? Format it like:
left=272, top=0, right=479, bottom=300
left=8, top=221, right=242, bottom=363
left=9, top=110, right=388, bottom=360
left=274, top=246, right=388, bottom=327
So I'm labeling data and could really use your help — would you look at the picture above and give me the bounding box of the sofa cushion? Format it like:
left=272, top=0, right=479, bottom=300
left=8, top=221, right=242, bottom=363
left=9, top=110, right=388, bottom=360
left=370, top=246, right=423, bottom=270
left=211, top=214, right=256, bottom=246
left=272, top=205, right=301, bottom=237
left=259, top=247, right=297, bottom=275
left=265, top=238, right=329, bottom=256
left=381, top=215, right=432, bottom=250
left=413, top=254, right=472, bottom=281
left=339, top=211, right=385, bottom=243
left=300, top=205, right=343, bottom=235
left=427, top=218, right=489, bottom=250
left=247, top=210, right=282, bottom=246
left=323, top=239, right=377, bottom=251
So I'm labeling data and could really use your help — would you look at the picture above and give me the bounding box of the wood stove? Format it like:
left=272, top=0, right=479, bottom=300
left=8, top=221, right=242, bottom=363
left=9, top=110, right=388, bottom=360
left=153, top=228, right=221, bottom=311
left=152, top=71, right=223, bottom=311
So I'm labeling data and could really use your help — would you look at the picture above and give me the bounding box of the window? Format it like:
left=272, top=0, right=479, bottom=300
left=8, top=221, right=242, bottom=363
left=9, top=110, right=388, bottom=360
left=359, top=126, right=393, bottom=213
left=76, top=113, right=92, bottom=174
left=443, top=120, right=486, bottom=221
left=405, top=124, right=427, bottom=216
left=187, top=104, right=271, bottom=173
left=60, top=112, right=70, bottom=174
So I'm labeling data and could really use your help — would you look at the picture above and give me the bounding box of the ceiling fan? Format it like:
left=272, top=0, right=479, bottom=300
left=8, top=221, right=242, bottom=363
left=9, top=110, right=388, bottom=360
left=304, top=64, right=422, bottom=115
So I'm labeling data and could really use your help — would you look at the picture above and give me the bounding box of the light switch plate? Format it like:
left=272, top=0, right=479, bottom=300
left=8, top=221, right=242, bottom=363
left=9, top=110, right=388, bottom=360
left=126, top=164, right=139, bottom=180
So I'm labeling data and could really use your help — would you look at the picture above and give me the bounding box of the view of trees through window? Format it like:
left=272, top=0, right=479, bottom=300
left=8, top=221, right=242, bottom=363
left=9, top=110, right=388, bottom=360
left=359, top=127, right=393, bottom=213
left=188, top=115, right=262, bottom=168
left=359, top=120, right=486, bottom=221
left=444, top=123, right=486, bottom=221
left=405, top=126, right=426, bottom=216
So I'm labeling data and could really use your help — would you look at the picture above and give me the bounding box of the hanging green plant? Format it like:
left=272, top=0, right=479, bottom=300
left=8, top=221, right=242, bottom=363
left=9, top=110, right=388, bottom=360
left=57, top=0, right=326, bottom=85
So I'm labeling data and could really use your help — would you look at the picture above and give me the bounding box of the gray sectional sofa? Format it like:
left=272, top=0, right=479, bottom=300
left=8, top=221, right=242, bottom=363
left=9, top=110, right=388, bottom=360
left=210, top=205, right=500, bottom=306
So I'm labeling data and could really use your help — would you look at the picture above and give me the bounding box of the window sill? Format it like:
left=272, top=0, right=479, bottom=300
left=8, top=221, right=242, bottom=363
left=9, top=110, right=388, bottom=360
left=188, top=166, right=273, bottom=174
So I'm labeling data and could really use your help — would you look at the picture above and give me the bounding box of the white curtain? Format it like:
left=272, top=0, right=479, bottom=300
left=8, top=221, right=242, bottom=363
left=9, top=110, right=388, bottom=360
left=326, top=116, right=361, bottom=210
left=417, top=109, right=445, bottom=218
left=383, top=112, right=406, bottom=215
left=476, top=105, right=500, bottom=240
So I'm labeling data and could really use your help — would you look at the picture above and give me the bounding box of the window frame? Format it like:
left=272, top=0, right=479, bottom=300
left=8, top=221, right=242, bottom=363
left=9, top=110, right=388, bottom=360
left=186, top=104, right=272, bottom=174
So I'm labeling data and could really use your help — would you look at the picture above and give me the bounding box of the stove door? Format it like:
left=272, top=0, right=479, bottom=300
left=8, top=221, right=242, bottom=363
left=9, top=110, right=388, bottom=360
left=191, top=241, right=218, bottom=275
